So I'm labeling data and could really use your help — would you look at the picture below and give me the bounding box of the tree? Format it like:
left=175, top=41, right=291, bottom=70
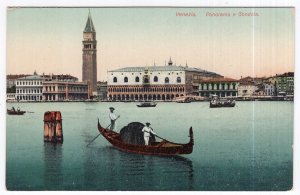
left=7, top=85, right=16, bottom=93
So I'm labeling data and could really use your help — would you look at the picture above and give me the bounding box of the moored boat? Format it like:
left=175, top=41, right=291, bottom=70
left=175, top=97, right=192, bottom=103
left=7, top=109, right=26, bottom=115
left=97, top=120, right=194, bottom=156
left=137, top=102, right=157, bottom=107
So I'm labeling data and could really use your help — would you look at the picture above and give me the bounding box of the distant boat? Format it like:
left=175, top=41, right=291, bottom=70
left=175, top=97, right=192, bottom=103
left=97, top=119, right=194, bottom=155
left=137, top=102, right=157, bottom=107
left=210, top=95, right=235, bottom=108
left=7, top=108, right=26, bottom=115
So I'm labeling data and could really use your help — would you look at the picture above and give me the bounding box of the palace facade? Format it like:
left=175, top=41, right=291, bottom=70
left=43, top=81, right=88, bottom=101
left=107, top=59, right=222, bottom=101
left=42, top=74, right=88, bottom=101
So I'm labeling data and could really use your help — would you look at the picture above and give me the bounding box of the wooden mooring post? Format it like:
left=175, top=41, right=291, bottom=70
left=44, top=111, right=63, bottom=143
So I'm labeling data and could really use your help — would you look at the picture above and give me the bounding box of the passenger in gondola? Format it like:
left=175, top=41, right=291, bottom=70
left=142, top=122, right=156, bottom=145
left=109, top=107, right=120, bottom=131
left=17, top=107, right=20, bottom=112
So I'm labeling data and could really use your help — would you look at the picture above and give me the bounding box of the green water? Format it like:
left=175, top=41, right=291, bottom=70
left=6, top=101, right=293, bottom=190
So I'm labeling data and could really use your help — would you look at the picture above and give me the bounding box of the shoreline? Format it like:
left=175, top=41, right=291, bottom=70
left=6, top=99, right=294, bottom=103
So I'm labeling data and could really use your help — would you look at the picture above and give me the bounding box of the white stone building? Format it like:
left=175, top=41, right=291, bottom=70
left=15, top=72, right=44, bottom=101
left=237, top=82, right=258, bottom=97
left=107, top=58, right=222, bottom=101
left=263, top=83, right=276, bottom=96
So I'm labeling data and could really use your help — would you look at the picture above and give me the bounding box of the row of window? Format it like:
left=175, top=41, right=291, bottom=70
left=112, top=72, right=183, bottom=76
left=200, top=83, right=237, bottom=90
left=108, top=87, right=185, bottom=93
left=17, top=89, right=43, bottom=94
left=44, top=86, right=87, bottom=92
left=108, top=94, right=184, bottom=101
left=16, top=81, right=43, bottom=86
left=200, top=92, right=237, bottom=97
left=17, top=87, right=87, bottom=94
left=16, top=96, right=43, bottom=101
left=113, top=76, right=182, bottom=84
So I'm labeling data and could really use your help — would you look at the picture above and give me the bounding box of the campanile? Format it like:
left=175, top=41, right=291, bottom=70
left=82, top=10, right=97, bottom=95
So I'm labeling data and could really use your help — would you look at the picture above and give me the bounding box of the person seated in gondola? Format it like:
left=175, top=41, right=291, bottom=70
left=142, top=122, right=156, bottom=145
left=17, top=107, right=20, bottom=112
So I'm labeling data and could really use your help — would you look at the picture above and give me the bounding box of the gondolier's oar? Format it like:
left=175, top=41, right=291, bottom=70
left=86, top=134, right=102, bottom=147
left=153, top=134, right=165, bottom=140
left=86, top=116, right=120, bottom=147
left=148, top=127, right=167, bottom=141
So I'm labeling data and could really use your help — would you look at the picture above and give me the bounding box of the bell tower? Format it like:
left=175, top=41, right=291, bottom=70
left=82, top=10, right=97, bottom=96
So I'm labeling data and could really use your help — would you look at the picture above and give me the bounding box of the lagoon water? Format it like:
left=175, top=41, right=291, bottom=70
left=6, top=101, right=293, bottom=191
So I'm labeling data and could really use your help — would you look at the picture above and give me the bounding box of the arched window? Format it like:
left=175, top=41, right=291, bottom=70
left=113, top=77, right=117, bottom=83
left=165, top=77, right=169, bottom=84
left=177, top=77, right=181, bottom=83
left=144, top=77, right=149, bottom=84
left=135, top=76, right=140, bottom=82
left=154, top=76, right=158, bottom=82
left=124, top=77, right=128, bottom=83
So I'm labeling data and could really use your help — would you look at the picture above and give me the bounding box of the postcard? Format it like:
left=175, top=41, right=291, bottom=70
left=5, top=7, right=294, bottom=191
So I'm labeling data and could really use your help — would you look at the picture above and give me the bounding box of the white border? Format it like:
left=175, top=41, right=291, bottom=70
left=1, top=1, right=299, bottom=195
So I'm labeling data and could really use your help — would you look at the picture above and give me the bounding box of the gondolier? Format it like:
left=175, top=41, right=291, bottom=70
left=109, top=107, right=120, bottom=131
left=142, top=122, right=156, bottom=145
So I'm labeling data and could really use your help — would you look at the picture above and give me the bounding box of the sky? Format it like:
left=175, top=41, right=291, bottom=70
left=6, top=7, right=295, bottom=81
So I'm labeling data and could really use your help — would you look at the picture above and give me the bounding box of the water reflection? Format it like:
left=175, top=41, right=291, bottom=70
left=43, top=143, right=63, bottom=190
left=83, top=146, right=194, bottom=190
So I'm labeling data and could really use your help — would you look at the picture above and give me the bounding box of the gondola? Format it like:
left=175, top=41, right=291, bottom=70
left=209, top=95, right=235, bottom=108
left=210, top=99, right=235, bottom=108
left=175, top=97, right=192, bottom=103
left=97, top=120, right=194, bottom=156
left=7, top=109, right=26, bottom=115
left=137, top=102, right=157, bottom=107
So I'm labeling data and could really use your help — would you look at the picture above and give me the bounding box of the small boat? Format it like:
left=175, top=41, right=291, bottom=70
left=175, top=97, right=192, bottom=103
left=209, top=95, right=235, bottom=108
left=7, top=108, right=26, bottom=115
left=137, top=102, right=157, bottom=107
left=97, top=120, right=194, bottom=156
